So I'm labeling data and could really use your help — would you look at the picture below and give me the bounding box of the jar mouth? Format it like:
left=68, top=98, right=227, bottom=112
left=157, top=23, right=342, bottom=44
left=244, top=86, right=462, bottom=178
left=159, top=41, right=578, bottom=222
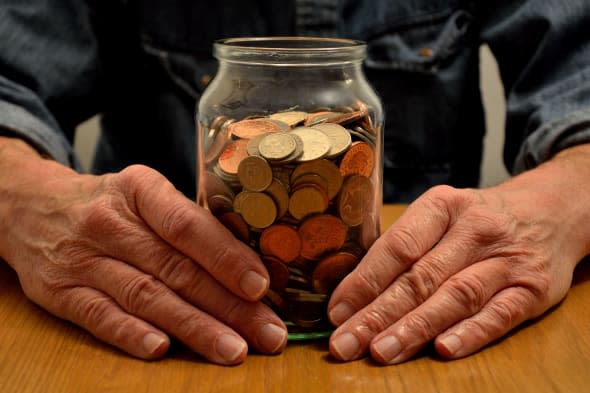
left=214, top=36, right=366, bottom=66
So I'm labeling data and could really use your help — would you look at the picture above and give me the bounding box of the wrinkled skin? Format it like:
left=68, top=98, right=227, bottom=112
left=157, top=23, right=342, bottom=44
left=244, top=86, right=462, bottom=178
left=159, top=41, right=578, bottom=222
left=328, top=145, right=590, bottom=364
left=2, top=137, right=590, bottom=365
left=0, top=137, right=288, bottom=365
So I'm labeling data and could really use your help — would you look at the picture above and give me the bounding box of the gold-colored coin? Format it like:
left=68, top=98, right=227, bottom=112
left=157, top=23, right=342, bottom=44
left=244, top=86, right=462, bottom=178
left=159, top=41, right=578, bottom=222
left=264, top=178, right=290, bottom=218
left=258, top=132, right=297, bottom=161
left=237, top=155, right=273, bottom=191
left=310, top=123, right=352, bottom=158
left=288, top=185, right=329, bottom=221
left=288, top=127, right=331, bottom=162
left=269, top=111, right=308, bottom=127
left=238, top=192, right=277, bottom=229
left=291, top=159, right=343, bottom=200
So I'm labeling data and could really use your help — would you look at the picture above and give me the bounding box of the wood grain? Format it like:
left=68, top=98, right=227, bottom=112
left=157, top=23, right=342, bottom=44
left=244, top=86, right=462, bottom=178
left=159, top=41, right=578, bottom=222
left=1, top=205, right=589, bottom=393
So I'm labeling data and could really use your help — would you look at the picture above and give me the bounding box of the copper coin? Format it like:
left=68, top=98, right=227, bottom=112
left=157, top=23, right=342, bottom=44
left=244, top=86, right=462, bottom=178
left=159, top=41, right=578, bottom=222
left=207, top=194, right=234, bottom=215
left=259, top=224, right=302, bottom=263
left=262, top=255, right=290, bottom=291
left=303, top=111, right=342, bottom=127
left=218, top=211, right=250, bottom=243
left=288, top=185, right=329, bottom=221
left=291, top=159, right=342, bottom=200
left=227, top=118, right=286, bottom=139
left=238, top=192, right=277, bottom=229
left=218, top=139, right=249, bottom=176
left=263, top=178, right=290, bottom=219
left=311, top=252, right=360, bottom=294
left=337, top=174, right=373, bottom=227
left=339, top=141, right=375, bottom=178
left=298, top=214, right=347, bottom=260
left=237, top=155, right=273, bottom=191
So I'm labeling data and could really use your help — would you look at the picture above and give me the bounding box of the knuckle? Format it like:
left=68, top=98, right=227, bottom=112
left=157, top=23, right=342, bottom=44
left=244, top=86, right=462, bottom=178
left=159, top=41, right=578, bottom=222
left=359, top=303, right=397, bottom=335
left=355, top=266, right=387, bottom=301
left=157, top=252, right=201, bottom=290
left=401, top=313, right=436, bottom=342
left=444, top=275, right=488, bottom=314
left=119, top=274, right=164, bottom=313
left=395, top=265, right=439, bottom=305
left=159, top=203, right=195, bottom=244
left=76, top=294, right=115, bottom=329
left=383, top=225, right=425, bottom=262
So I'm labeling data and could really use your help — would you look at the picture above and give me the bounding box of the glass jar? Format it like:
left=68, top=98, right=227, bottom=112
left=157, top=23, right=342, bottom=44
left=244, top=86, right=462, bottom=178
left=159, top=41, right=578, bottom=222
left=196, top=37, right=383, bottom=339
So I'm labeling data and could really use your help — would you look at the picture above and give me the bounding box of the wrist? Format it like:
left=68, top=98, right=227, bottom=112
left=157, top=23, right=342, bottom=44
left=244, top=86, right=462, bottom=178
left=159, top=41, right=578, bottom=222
left=488, top=144, right=590, bottom=265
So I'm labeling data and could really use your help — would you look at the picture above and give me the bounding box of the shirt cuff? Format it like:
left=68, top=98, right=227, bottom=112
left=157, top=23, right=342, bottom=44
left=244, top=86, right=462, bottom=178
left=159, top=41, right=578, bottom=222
left=514, top=108, right=590, bottom=173
left=0, top=100, right=81, bottom=170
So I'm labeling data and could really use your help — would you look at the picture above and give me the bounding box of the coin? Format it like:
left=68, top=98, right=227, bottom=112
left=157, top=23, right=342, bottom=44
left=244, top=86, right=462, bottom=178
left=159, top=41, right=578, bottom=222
left=311, top=252, right=360, bottom=294
left=258, top=132, right=297, bottom=161
left=339, top=141, right=375, bottom=178
left=207, top=194, right=234, bottom=215
left=310, top=123, right=352, bottom=158
left=290, top=173, right=329, bottom=194
left=237, top=192, right=277, bottom=229
left=218, top=211, right=251, bottom=243
left=291, top=159, right=343, bottom=200
left=298, top=214, right=347, bottom=260
left=218, top=139, right=249, bottom=176
left=288, top=127, right=331, bottom=162
left=269, top=111, right=308, bottom=127
left=227, top=118, right=287, bottom=139
left=338, top=174, right=373, bottom=227
left=237, top=155, right=273, bottom=191
left=262, top=255, right=290, bottom=291
left=259, top=224, right=302, bottom=263
left=264, top=178, right=290, bottom=218
left=288, top=185, right=329, bottom=221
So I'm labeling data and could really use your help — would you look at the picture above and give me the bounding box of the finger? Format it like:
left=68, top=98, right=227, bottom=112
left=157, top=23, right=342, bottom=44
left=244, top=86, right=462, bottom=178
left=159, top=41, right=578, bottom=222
left=43, top=286, right=170, bottom=360
left=434, top=287, right=542, bottom=359
left=77, top=206, right=287, bottom=354
left=329, top=257, right=511, bottom=362
left=82, top=256, right=251, bottom=365
left=114, top=165, right=269, bottom=301
left=367, top=259, right=526, bottom=364
left=328, top=193, right=453, bottom=325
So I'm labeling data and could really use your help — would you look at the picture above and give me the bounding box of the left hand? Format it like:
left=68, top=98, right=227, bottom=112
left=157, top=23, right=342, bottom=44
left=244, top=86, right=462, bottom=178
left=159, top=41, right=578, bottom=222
left=327, top=147, right=590, bottom=364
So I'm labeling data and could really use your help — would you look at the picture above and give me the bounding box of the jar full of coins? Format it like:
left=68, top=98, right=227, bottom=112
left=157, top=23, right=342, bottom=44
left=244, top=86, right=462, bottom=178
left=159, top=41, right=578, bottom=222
left=196, top=37, right=383, bottom=339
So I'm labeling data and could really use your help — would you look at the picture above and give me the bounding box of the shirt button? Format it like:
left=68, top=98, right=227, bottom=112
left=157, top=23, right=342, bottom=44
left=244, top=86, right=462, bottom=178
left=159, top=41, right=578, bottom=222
left=418, top=47, right=434, bottom=58
left=200, top=74, right=212, bottom=87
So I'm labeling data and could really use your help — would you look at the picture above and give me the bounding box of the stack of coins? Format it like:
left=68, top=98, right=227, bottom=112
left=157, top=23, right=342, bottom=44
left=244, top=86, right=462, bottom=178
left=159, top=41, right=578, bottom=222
left=200, top=101, right=380, bottom=331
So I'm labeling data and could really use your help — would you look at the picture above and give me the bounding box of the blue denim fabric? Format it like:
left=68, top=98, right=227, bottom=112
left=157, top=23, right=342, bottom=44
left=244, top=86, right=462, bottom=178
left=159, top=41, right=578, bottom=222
left=1, top=0, right=589, bottom=202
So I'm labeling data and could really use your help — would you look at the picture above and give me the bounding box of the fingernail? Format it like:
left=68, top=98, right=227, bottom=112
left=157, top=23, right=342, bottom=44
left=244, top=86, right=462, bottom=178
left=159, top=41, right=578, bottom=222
left=439, top=334, right=462, bottom=356
left=240, top=270, right=269, bottom=299
left=143, top=332, right=167, bottom=355
left=372, top=335, right=402, bottom=364
left=331, top=332, right=362, bottom=361
left=216, top=333, right=247, bottom=364
left=257, top=323, right=288, bottom=353
left=329, top=302, right=355, bottom=326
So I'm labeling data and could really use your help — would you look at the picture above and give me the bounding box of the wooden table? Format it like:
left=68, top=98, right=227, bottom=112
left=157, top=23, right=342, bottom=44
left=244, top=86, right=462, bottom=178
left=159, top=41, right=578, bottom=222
left=1, top=205, right=589, bottom=393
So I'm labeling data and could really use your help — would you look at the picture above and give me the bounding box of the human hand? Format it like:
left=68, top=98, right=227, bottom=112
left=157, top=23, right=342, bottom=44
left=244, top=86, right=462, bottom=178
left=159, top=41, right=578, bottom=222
left=327, top=153, right=590, bottom=364
left=0, top=141, right=287, bottom=365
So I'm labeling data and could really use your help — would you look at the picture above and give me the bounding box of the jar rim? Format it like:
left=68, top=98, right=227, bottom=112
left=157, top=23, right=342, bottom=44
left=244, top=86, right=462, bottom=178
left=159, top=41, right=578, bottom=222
left=214, top=36, right=366, bottom=66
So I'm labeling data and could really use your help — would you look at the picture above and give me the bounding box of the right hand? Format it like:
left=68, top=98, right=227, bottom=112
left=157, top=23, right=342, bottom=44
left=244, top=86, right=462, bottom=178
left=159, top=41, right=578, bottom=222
left=0, top=138, right=287, bottom=365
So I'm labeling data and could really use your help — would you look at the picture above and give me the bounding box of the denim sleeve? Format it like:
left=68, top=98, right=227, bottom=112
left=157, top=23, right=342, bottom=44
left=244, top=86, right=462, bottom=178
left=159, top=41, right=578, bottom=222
left=480, top=0, right=590, bottom=173
left=0, top=1, right=101, bottom=169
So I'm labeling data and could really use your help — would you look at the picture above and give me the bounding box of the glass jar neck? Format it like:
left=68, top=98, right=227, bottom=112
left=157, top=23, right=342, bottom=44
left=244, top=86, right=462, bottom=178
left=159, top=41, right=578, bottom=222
left=213, top=36, right=366, bottom=67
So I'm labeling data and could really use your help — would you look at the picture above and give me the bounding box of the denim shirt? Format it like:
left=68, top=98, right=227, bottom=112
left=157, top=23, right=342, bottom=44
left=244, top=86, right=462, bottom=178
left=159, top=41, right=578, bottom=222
left=1, top=0, right=589, bottom=202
